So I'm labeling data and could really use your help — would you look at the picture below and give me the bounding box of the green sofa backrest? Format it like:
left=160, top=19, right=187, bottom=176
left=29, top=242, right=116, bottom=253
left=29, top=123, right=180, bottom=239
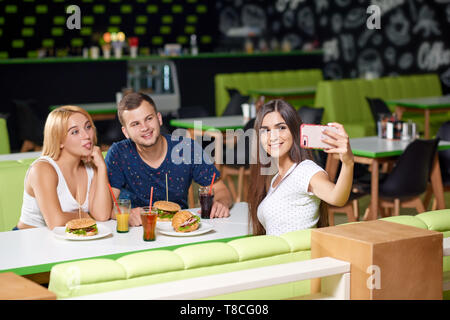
left=215, top=69, right=323, bottom=116
left=0, top=118, right=10, bottom=155
left=48, top=229, right=312, bottom=299
left=0, top=161, right=29, bottom=231
left=314, top=74, right=443, bottom=137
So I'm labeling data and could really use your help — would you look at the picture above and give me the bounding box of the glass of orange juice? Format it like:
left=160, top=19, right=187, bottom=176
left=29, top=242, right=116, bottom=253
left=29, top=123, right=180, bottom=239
left=115, top=199, right=131, bottom=233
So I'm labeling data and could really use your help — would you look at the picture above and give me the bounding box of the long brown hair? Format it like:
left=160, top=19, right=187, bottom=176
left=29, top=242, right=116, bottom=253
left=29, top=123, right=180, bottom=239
left=248, top=99, right=328, bottom=235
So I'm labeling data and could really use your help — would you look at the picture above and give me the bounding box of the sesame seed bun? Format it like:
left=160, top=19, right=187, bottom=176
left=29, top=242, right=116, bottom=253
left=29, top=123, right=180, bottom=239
left=65, top=218, right=97, bottom=230
left=153, top=201, right=181, bottom=212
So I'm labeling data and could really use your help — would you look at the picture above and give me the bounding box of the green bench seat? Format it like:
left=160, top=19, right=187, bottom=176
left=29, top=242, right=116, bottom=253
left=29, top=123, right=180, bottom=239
left=47, top=209, right=450, bottom=300
left=314, top=74, right=449, bottom=138
left=49, top=230, right=312, bottom=299
left=215, top=69, right=323, bottom=116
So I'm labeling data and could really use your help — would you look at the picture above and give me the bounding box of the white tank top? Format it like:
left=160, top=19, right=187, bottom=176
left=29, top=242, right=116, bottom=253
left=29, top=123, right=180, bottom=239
left=19, top=156, right=94, bottom=228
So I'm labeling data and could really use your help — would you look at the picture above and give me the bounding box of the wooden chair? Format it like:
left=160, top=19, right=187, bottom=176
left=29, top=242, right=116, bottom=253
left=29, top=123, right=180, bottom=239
left=221, top=166, right=250, bottom=202
left=424, top=121, right=450, bottom=210
left=20, top=140, right=42, bottom=153
left=188, top=183, right=195, bottom=208
left=327, top=187, right=368, bottom=226
left=327, top=200, right=359, bottom=226
left=379, top=198, right=425, bottom=216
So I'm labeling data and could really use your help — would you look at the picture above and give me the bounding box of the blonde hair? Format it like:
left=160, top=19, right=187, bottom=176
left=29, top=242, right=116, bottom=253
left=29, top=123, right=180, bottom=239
left=42, top=106, right=97, bottom=160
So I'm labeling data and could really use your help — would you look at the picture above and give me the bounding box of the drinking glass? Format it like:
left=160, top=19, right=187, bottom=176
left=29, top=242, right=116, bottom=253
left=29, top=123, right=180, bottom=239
left=141, top=206, right=157, bottom=241
left=115, top=199, right=131, bottom=233
left=198, top=186, right=214, bottom=219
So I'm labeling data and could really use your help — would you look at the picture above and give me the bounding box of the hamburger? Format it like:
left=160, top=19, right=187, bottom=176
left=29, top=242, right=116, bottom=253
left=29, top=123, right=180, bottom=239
left=171, top=211, right=200, bottom=233
left=154, top=201, right=181, bottom=221
left=65, top=218, right=98, bottom=236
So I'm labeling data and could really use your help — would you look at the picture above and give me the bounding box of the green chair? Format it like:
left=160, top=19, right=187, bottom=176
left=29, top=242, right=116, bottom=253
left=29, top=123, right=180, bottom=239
left=0, top=118, right=10, bottom=154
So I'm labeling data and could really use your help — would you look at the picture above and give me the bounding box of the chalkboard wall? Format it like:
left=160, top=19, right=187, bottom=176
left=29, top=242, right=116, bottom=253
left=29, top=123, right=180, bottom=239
left=215, top=0, right=450, bottom=93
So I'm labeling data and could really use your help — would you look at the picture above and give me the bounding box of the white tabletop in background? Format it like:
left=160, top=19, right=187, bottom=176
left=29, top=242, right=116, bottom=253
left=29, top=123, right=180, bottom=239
left=173, top=115, right=245, bottom=128
left=350, top=136, right=450, bottom=154
left=81, top=101, right=178, bottom=114
left=351, top=137, right=412, bottom=152
left=0, top=151, right=41, bottom=162
left=0, top=202, right=249, bottom=273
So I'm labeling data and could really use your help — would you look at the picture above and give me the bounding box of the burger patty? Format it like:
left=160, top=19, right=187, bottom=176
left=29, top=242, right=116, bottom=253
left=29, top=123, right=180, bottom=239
left=157, top=210, right=176, bottom=219
left=66, top=225, right=97, bottom=234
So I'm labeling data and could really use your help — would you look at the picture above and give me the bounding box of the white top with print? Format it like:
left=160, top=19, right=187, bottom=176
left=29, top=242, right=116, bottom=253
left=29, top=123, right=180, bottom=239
left=257, top=160, right=325, bottom=236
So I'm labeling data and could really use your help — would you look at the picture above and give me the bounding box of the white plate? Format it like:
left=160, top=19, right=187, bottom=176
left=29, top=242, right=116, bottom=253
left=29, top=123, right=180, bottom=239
left=156, top=222, right=214, bottom=237
left=52, top=224, right=112, bottom=241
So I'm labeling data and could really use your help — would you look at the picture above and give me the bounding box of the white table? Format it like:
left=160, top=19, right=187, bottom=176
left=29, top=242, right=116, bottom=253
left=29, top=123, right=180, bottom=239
left=0, top=151, right=41, bottom=162
left=170, top=115, right=246, bottom=132
left=0, top=202, right=249, bottom=279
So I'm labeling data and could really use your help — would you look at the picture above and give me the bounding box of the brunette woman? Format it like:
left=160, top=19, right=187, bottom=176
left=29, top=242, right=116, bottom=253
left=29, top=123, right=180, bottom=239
left=248, top=99, right=354, bottom=236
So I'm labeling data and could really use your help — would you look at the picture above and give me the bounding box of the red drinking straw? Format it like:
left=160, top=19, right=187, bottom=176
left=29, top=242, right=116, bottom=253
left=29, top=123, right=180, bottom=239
left=149, top=186, right=154, bottom=209
left=209, top=173, right=216, bottom=195
left=108, top=183, right=121, bottom=214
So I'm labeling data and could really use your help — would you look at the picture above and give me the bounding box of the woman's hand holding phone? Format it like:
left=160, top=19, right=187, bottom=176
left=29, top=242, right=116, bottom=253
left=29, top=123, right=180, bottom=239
left=321, top=123, right=354, bottom=166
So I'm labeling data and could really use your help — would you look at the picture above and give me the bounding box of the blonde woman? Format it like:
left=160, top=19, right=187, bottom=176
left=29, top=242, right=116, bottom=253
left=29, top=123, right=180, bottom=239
left=16, top=106, right=112, bottom=230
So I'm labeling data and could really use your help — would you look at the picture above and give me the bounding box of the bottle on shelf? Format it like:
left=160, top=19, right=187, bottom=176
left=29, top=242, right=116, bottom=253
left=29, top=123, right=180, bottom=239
left=244, top=38, right=254, bottom=54
left=190, top=34, right=198, bottom=56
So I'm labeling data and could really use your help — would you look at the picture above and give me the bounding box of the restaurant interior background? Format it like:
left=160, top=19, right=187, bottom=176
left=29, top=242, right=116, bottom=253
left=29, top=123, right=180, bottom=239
left=0, top=0, right=450, bottom=152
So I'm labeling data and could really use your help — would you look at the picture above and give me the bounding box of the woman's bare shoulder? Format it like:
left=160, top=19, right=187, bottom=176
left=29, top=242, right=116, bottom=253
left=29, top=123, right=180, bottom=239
left=28, top=160, right=58, bottom=182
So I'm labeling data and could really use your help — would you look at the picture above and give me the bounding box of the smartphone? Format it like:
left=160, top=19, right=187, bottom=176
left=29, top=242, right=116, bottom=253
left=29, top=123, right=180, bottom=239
left=300, top=124, right=338, bottom=149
